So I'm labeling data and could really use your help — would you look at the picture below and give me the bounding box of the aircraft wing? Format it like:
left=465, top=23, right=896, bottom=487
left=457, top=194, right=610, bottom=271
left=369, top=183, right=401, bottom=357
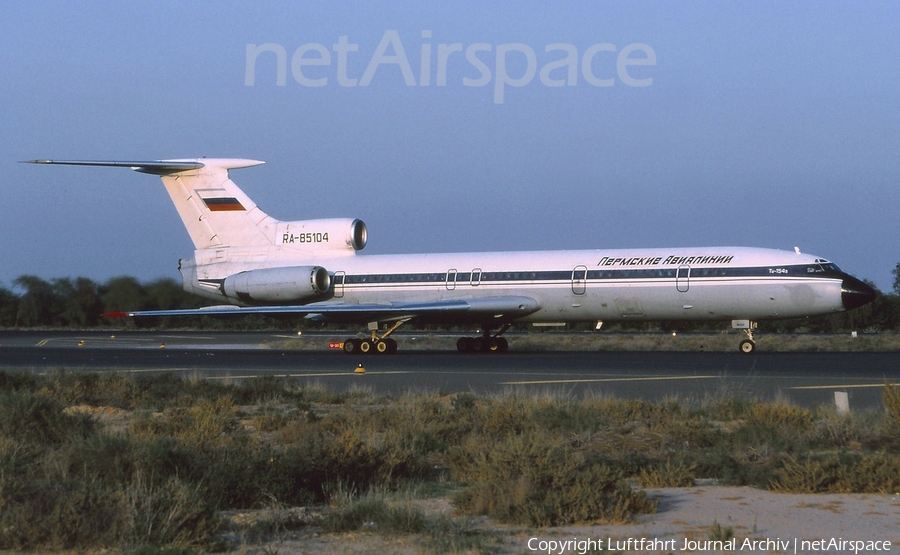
left=104, top=295, right=540, bottom=323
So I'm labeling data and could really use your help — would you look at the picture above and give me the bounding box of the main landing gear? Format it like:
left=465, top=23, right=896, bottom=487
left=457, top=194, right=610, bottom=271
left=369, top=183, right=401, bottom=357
left=343, top=336, right=398, bottom=355
left=340, top=319, right=514, bottom=355
left=456, top=324, right=510, bottom=354
left=341, top=319, right=407, bottom=355
left=733, top=320, right=758, bottom=354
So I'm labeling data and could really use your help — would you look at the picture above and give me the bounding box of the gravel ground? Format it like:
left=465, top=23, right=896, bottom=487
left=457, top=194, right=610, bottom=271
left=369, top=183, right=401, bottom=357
left=509, top=486, right=900, bottom=554
left=218, top=486, right=900, bottom=554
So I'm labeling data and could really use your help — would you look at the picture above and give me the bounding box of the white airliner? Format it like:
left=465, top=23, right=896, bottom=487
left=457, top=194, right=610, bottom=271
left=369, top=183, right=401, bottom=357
left=27, top=158, right=876, bottom=354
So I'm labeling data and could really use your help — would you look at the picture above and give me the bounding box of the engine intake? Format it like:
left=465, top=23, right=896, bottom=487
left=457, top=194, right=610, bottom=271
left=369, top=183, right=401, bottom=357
left=223, top=266, right=331, bottom=304
left=275, top=218, right=367, bottom=251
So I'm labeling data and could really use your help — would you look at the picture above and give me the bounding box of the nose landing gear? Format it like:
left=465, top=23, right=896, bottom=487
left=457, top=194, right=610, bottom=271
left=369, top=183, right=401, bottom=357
left=733, top=320, right=757, bottom=354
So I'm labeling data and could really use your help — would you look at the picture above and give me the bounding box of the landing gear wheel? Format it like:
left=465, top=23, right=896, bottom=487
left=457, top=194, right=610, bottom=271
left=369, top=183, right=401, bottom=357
left=457, top=337, right=475, bottom=353
left=486, top=338, right=503, bottom=352
left=359, top=339, right=373, bottom=354
left=739, top=339, right=756, bottom=354
left=458, top=334, right=508, bottom=353
left=374, top=339, right=389, bottom=354
left=343, top=338, right=361, bottom=354
left=496, top=337, right=509, bottom=352
left=386, top=338, right=398, bottom=354
left=472, top=337, right=488, bottom=353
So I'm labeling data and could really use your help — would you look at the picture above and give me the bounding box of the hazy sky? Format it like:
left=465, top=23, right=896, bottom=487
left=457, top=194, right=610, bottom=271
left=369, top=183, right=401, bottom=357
left=2, top=1, right=898, bottom=292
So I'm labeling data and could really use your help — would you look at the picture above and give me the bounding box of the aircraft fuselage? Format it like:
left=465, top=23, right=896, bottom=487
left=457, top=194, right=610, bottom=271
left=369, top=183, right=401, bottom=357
left=179, top=245, right=867, bottom=324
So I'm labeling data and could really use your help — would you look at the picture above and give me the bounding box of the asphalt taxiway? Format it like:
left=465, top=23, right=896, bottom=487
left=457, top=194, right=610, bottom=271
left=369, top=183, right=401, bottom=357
left=1, top=330, right=898, bottom=410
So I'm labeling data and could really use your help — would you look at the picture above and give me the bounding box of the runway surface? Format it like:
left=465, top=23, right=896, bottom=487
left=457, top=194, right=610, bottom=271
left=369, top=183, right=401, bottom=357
left=1, top=330, right=898, bottom=410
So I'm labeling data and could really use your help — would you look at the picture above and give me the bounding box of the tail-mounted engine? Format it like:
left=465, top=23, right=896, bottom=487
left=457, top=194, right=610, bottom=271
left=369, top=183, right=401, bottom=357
left=275, top=218, right=367, bottom=252
left=223, top=266, right=331, bottom=304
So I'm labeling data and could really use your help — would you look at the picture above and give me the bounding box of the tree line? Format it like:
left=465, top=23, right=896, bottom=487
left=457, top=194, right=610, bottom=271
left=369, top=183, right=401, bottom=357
left=1, top=272, right=900, bottom=332
left=0, top=275, right=201, bottom=328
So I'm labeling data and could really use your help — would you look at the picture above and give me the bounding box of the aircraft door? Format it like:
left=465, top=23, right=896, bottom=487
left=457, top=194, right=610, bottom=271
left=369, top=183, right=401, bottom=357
left=470, top=268, right=482, bottom=286
left=676, top=265, right=690, bottom=293
left=333, top=271, right=345, bottom=298
left=446, top=269, right=457, bottom=290
left=572, top=265, right=587, bottom=295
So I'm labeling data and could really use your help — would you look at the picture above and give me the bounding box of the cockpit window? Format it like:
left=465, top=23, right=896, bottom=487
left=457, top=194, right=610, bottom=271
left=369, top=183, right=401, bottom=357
left=808, top=263, right=841, bottom=274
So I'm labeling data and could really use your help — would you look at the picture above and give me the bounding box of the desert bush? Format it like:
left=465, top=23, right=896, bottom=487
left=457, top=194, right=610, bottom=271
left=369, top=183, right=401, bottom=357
left=0, top=390, right=94, bottom=444
left=770, top=454, right=835, bottom=493
left=0, top=437, right=217, bottom=550
left=183, top=396, right=239, bottom=445
left=0, top=473, right=125, bottom=549
left=449, top=431, right=656, bottom=526
left=230, top=374, right=285, bottom=403
left=10, top=368, right=900, bottom=550
left=123, top=471, right=219, bottom=548
left=705, top=393, right=754, bottom=421
left=251, top=404, right=293, bottom=432
left=423, top=514, right=500, bottom=554
left=772, top=452, right=900, bottom=493
left=0, top=370, right=39, bottom=392
left=134, top=396, right=240, bottom=447
left=744, top=400, right=813, bottom=430
left=723, top=401, right=815, bottom=462
left=884, top=382, right=900, bottom=425
left=709, top=519, right=734, bottom=542
left=637, top=459, right=697, bottom=487
left=322, top=492, right=427, bottom=535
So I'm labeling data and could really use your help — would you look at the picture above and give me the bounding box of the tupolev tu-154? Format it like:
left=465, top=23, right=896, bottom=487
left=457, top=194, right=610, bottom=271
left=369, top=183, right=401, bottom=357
left=26, top=158, right=876, bottom=354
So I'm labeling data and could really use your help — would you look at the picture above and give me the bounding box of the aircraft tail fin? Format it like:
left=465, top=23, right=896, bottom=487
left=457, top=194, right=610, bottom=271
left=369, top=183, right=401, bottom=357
left=25, top=158, right=274, bottom=250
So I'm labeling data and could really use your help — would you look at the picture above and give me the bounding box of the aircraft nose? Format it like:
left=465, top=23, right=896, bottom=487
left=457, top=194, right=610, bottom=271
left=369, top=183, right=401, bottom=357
left=841, top=274, right=877, bottom=310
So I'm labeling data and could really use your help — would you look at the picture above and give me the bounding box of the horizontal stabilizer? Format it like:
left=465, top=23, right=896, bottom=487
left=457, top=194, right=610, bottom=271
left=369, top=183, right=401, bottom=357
left=23, top=158, right=264, bottom=175
left=24, top=159, right=204, bottom=175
